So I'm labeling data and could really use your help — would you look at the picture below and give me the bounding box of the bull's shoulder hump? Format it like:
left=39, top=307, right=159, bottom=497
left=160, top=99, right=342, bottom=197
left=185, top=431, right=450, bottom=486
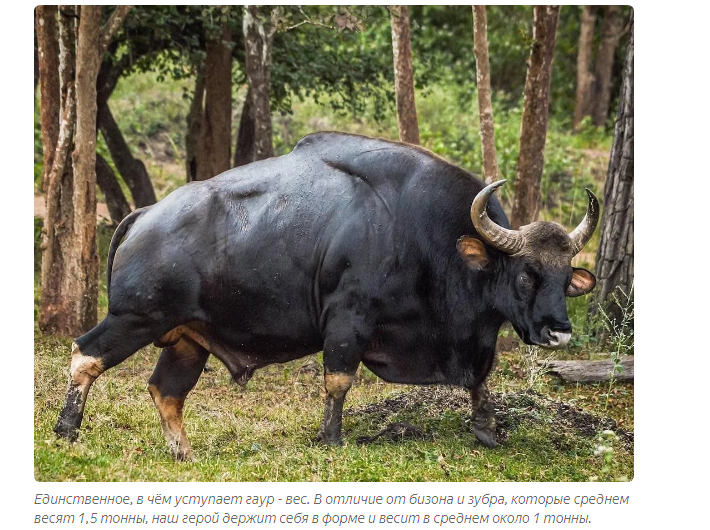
left=292, top=132, right=459, bottom=187
left=293, top=131, right=443, bottom=164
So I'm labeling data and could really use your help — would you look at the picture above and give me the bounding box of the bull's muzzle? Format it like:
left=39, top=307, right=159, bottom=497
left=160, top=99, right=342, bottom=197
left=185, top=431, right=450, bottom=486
left=539, top=326, right=572, bottom=349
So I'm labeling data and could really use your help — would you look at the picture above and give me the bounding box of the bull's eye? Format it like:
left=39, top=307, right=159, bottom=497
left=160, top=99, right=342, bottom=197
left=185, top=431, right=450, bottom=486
left=518, top=273, right=532, bottom=289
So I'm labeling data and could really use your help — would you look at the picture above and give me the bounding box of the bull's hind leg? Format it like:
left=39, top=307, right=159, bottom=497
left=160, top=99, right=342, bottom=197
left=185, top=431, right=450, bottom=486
left=469, top=382, right=497, bottom=448
left=148, top=336, right=209, bottom=461
left=55, top=313, right=164, bottom=441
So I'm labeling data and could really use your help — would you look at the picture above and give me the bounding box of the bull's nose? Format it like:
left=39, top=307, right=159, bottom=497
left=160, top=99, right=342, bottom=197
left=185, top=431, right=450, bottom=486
left=540, top=326, right=572, bottom=349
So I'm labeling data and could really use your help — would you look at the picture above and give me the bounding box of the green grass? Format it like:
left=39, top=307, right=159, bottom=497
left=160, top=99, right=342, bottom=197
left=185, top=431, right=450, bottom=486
left=34, top=71, right=631, bottom=482
left=35, top=332, right=633, bottom=482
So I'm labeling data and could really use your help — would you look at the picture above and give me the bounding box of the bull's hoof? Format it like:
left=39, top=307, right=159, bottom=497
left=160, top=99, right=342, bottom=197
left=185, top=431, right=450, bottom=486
left=54, top=420, right=79, bottom=442
left=472, top=426, right=498, bottom=448
left=172, top=449, right=196, bottom=462
left=314, top=431, right=343, bottom=446
left=166, top=439, right=195, bottom=462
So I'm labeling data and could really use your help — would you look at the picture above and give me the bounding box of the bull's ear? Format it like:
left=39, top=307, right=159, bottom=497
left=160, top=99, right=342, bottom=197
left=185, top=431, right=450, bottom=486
left=457, top=236, right=489, bottom=270
left=566, top=268, right=596, bottom=297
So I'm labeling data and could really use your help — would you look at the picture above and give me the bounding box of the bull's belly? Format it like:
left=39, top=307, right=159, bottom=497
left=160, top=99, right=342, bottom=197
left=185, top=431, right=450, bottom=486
left=157, top=321, right=322, bottom=385
left=361, top=342, right=483, bottom=388
left=361, top=349, right=450, bottom=385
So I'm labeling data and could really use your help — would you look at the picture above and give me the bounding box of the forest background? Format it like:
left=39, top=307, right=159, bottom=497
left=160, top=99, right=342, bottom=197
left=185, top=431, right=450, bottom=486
left=30, top=5, right=641, bottom=483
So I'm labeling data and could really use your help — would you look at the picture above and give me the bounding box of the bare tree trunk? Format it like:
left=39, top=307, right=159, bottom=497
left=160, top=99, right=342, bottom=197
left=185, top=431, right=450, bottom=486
left=472, top=5, right=499, bottom=184
left=68, top=5, right=103, bottom=333
left=98, top=99, right=156, bottom=206
left=37, top=6, right=61, bottom=193
left=511, top=5, right=560, bottom=229
left=234, top=86, right=256, bottom=167
left=594, top=13, right=633, bottom=325
left=96, top=153, right=131, bottom=224
left=573, top=5, right=596, bottom=131
left=592, top=5, right=625, bottom=127
left=39, top=5, right=132, bottom=335
left=39, top=5, right=76, bottom=334
left=186, top=67, right=205, bottom=182
left=40, top=92, right=76, bottom=334
left=244, top=5, right=275, bottom=161
left=196, top=19, right=233, bottom=181
left=35, top=21, right=40, bottom=95
left=390, top=5, right=420, bottom=145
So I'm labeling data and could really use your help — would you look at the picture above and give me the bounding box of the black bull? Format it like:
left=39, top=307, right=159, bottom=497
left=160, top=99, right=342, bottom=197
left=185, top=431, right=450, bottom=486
left=55, top=132, right=598, bottom=459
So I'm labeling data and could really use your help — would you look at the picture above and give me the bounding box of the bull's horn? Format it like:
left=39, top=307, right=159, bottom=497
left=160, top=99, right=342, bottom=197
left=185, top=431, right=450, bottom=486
left=470, top=180, right=524, bottom=255
left=568, top=189, right=600, bottom=255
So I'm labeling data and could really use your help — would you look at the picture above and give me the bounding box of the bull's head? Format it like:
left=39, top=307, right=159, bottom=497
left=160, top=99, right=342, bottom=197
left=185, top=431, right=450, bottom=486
left=457, top=180, right=598, bottom=349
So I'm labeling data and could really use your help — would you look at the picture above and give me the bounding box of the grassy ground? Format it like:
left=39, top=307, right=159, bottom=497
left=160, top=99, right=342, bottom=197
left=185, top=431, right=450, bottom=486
left=34, top=71, right=632, bottom=482
left=35, top=333, right=633, bottom=482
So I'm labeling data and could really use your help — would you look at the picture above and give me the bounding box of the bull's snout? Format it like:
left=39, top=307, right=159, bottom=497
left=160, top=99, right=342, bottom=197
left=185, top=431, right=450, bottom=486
left=539, top=326, right=571, bottom=349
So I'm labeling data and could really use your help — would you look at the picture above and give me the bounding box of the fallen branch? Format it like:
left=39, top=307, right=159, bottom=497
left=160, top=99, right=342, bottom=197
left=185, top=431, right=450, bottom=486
left=542, top=356, right=634, bottom=384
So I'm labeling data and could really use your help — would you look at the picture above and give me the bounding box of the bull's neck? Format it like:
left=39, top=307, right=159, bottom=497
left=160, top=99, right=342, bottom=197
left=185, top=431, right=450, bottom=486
left=440, top=263, right=506, bottom=355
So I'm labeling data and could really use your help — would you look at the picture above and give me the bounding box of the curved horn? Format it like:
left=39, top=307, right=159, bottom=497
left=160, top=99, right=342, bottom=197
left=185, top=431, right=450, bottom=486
left=470, top=180, right=524, bottom=255
left=568, top=189, right=600, bottom=255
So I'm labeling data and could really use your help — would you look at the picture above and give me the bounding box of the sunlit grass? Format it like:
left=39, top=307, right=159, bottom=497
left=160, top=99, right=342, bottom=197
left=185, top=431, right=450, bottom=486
left=35, top=331, right=633, bottom=482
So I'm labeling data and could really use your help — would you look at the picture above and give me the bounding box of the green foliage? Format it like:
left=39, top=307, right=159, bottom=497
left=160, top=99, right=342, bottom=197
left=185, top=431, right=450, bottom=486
left=590, top=430, right=629, bottom=482
left=272, top=7, right=394, bottom=120
left=408, top=5, right=628, bottom=122
left=114, top=6, right=395, bottom=121
left=410, top=6, right=532, bottom=108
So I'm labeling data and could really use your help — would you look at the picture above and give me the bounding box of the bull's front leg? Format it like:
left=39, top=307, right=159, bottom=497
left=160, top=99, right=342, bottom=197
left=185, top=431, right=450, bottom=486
left=469, top=382, right=498, bottom=448
left=317, top=372, right=355, bottom=445
left=316, top=323, right=364, bottom=445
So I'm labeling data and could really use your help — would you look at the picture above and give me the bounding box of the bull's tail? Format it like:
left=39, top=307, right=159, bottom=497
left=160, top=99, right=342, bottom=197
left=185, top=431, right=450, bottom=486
left=106, top=207, right=150, bottom=296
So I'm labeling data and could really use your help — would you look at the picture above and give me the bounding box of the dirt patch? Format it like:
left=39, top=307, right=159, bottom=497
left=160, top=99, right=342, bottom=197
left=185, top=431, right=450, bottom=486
left=35, top=194, right=111, bottom=221
left=346, top=386, right=633, bottom=450
left=356, top=422, right=427, bottom=445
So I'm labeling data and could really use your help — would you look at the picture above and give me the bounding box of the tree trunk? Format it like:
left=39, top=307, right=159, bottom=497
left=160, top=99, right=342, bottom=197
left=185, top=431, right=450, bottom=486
left=36, top=6, right=61, bottom=193
left=196, top=19, right=233, bottom=181
left=35, top=21, right=40, bottom=95
left=511, top=5, right=560, bottom=229
left=390, top=5, right=420, bottom=145
left=98, top=99, right=157, bottom=206
left=472, top=5, right=499, bottom=184
left=40, top=91, right=76, bottom=334
left=234, top=86, right=256, bottom=167
left=94, top=42, right=147, bottom=209
left=243, top=6, right=275, bottom=161
left=592, top=5, right=625, bottom=127
left=68, top=4, right=102, bottom=333
left=39, top=5, right=77, bottom=334
left=594, top=13, right=633, bottom=325
left=573, top=5, right=596, bottom=131
left=186, top=67, right=205, bottom=182
left=39, top=5, right=132, bottom=336
left=96, top=153, right=131, bottom=224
